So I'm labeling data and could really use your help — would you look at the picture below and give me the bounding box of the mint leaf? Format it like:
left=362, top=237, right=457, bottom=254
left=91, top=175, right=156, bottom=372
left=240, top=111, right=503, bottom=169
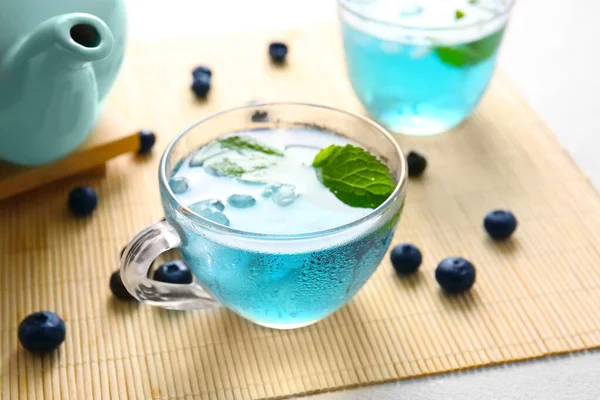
left=218, top=135, right=284, bottom=156
left=455, top=9, right=465, bottom=19
left=192, top=135, right=282, bottom=179
left=204, top=152, right=278, bottom=178
left=205, top=158, right=247, bottom=177
left=312, top=144, right=395, bottom=209
left=313, top=145, right=340, bottom=168
left=434, top=28, right=505, bottom=67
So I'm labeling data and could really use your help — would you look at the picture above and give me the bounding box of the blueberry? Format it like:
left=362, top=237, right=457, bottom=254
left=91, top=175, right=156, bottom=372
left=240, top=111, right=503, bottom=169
left=435, top=257, right=476, bottom=293
left=18, top=311, right=66, bottom=353
left=191, top=75, right=211, bottom=98
left=110, top=270, right=134, bottom=301
left=269, top=42, right=288, bottom=64
left=138, top=129, right=156, bottom=154
left=68, top=186, right=97, bottom=217
left=484, top=210, right=517, bottom=240
left=390, top=243, right=422, bottom=275
left=251, top=110, right=269, bottom=123
left=407, top=151, right=427, bottom=177
left=154, top=261, right=194, bottom=284
left=192, top=65, right=212, bottom=79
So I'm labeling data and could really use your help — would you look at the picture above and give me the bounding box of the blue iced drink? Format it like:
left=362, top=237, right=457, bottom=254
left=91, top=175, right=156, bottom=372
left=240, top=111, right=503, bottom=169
left=166, top=128, right=400, bottom=328
left=340, top=0, right=512, bottom=135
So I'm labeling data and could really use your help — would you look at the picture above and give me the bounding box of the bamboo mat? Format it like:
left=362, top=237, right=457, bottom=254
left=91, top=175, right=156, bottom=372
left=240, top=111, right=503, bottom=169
left=3, top=25, right=600, bottom=399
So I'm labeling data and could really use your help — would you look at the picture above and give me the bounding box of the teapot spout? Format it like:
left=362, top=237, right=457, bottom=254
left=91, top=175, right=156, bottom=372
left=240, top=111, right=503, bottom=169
left=2, top=13, right=114, bottom=70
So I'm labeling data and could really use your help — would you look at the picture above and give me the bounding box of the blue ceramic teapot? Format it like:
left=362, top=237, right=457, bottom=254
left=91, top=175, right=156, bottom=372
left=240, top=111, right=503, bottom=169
left=0, top=0, right=126, bottom=166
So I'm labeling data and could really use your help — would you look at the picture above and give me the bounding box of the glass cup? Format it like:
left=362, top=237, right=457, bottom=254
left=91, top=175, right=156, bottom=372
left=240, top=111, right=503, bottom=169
left=338, top=0, right=515, bottom=136
left=120, top=103, right=407, bottom=329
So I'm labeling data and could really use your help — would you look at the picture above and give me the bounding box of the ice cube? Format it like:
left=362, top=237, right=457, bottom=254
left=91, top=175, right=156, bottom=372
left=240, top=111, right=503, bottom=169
left=189, top=199, right=225, bottom=213
left=261, top=183, right=282, bottom=198
left=168, top=177, right=189, bottom=194
left=272, top=184, right=299, bottom=207
left=189, top=200, right=230, bottom=226
left=199, top=209, right=231, bottom=226
left=227, top=194, right=256, bottom=209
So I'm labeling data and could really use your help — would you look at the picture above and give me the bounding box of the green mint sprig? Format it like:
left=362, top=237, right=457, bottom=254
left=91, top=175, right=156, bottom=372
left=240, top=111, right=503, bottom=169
left=219, top=135, right=284, bottom=156
left=312, top=144, right=395, bottom=209
left=191, top=135, right=283, bottom=178
left=205, top=158, right=246, bottom=177
left=433, top=28, right=505, bottom=68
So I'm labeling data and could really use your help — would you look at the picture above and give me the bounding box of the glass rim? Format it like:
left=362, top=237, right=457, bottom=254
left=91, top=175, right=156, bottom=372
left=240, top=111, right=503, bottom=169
left=337, top=0, right=516, bottom=32
left=159, top=102, right=407, bottom=241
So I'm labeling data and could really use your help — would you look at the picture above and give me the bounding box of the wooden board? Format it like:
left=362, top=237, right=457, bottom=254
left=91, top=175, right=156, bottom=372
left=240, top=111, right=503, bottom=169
left=3, top=25, right=600, bottom=399
left=0, top=112, right=140, bottom=201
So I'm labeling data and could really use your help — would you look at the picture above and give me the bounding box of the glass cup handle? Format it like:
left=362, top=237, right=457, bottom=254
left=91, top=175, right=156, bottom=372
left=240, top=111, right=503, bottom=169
left=120, top=220, right=219, bottom=310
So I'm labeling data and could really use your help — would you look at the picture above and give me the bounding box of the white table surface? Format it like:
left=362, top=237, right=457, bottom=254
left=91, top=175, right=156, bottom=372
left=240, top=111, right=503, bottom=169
left=129, top=0, right=600, bottom=398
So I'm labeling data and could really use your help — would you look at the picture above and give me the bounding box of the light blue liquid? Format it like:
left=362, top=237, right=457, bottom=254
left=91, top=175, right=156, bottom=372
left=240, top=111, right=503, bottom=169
left=178, top=220, right=396, bottom=328
left=165, top=129, right=401, bottom=328
left=341, top=23, right=505, bottom=135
